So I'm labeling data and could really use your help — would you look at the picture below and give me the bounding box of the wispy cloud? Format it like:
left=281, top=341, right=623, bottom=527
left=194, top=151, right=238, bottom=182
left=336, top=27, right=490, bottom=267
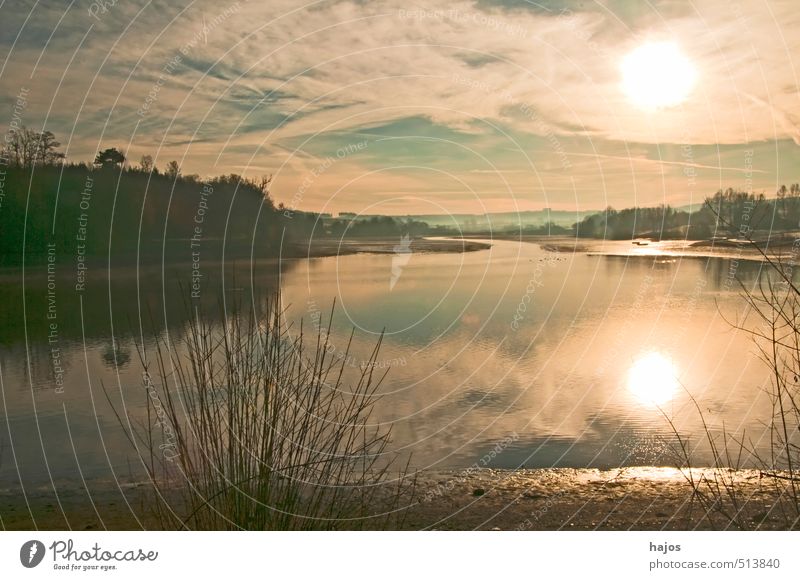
left=555, top=150, right=770, bottom=174
left=1, top=0, right=797, bottom=213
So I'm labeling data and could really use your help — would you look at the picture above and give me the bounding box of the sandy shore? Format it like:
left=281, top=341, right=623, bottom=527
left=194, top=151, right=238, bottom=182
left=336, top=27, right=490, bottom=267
left=462, top=233, right=797, bottom=262
left=0, top=237, right=492, bottom=277
left=405, top=467, right=792, bottom=530
left=1, top=468, right=793, bottom=531
left=288, top=236, right=491, bottom=259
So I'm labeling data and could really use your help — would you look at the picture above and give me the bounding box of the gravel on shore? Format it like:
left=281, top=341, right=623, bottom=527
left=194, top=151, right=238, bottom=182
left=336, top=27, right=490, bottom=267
left=2, top=468, right=793, bottom=531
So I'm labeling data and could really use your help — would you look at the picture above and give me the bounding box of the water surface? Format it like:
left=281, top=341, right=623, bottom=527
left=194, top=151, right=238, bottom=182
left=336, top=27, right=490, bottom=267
left=0, top=239, right=785, bottom=486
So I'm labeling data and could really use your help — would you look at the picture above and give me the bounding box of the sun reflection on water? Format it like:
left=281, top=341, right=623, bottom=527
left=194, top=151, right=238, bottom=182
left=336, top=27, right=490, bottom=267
left=628, top=352, right=680, bottom=407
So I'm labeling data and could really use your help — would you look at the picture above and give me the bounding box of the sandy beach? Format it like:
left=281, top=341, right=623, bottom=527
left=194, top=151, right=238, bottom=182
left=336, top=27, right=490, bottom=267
left=463, top=234, right=799, bottom=262
left=1, top=468, right=791, bottom=531
left=287, top=236, right=492, bottom=258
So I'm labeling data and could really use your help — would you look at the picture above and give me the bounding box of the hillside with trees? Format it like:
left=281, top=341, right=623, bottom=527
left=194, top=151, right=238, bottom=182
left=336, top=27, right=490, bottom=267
left=573, top=187, right=798, bottom=241
left=0, top=128, right=289, bottom=267
left=2, top=127, right=798, bottom=268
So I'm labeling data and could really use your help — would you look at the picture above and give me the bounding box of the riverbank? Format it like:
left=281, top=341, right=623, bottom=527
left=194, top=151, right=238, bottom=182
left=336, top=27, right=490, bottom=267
left=285, top=236, right=491, bottom=258
left=1, top=468, right=791, bottom=531
left=0, top=236, right=492, bottom=278
left=462, top=234, right=798, bottom=263
left=406, top=467, right=790, bottom=530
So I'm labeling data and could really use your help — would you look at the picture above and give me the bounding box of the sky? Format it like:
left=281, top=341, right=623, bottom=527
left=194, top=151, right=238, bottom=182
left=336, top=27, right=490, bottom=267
left=1, top=0, right=799, bottom=214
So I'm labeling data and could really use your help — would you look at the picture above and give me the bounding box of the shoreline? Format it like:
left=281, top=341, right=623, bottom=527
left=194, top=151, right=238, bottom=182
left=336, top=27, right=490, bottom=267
left=282, top=236, right=492, bottom=259
left=462, top=234, right=796, bottom=263
left=5, top=233, right=793, bottom=279
left=0, top=236, right=493, bottom=279
left=1, top=467, right=791, bottom=531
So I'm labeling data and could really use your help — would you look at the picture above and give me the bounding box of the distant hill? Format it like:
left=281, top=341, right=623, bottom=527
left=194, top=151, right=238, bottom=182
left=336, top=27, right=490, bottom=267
left=340, top=209, right=598, bottom=231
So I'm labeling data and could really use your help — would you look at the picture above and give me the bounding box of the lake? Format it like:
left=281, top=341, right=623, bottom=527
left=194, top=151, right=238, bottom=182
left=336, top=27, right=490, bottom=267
left=0, top=238, right=785, bottom=487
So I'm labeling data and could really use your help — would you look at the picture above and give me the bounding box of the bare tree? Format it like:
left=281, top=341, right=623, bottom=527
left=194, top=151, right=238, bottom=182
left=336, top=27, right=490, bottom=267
left=256, top=174, right=273, bottom=207
left=1, top=126, right=63, bottom=167
left=6, top=127, right=38, bottom=167
left=139, top=154, right=155, bottom=173
left=35, top=131, right=64, bottom=165
left=165, top=160, right=180, bottom=179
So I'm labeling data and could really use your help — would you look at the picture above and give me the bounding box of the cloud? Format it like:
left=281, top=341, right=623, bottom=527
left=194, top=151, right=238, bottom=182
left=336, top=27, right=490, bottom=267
left=1, top=0, right=798, bottom=212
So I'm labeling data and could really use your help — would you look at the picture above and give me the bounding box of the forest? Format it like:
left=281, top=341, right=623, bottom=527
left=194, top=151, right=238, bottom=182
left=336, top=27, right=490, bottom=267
left=2, top=127, right=798, bottom=268
left=572, top=187, right=800, bottom=240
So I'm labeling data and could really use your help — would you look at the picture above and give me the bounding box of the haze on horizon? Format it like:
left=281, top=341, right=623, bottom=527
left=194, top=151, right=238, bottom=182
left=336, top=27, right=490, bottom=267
left=1, top=0, right=799, bottom=216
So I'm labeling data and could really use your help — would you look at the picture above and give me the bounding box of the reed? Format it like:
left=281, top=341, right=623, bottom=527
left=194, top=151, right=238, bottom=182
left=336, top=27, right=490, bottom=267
left=664, top=245, right=800, bottom=529
left=113, top=294, right=413, bottom=530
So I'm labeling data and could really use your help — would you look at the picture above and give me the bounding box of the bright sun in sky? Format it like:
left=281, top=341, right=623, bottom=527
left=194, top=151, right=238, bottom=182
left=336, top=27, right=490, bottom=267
left=628, top=352, right=680, bottom=407
left=621, top=42, right=698, bottom=110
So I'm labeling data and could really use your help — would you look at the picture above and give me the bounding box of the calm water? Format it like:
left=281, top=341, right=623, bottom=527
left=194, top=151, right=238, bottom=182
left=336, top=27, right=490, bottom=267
left=0, top=239, right=785, bottom=486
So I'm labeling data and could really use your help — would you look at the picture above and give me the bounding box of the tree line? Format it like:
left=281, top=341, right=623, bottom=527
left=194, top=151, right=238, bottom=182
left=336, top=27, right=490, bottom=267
left=3, top=126, right=797, bottom=266
left=572, top=187, right=799, bottom=240
left=0, top=127, right=288, bottom=266
left=1, top=127, right=191, bottom=178
left=0, top=127, right=443, bottom=266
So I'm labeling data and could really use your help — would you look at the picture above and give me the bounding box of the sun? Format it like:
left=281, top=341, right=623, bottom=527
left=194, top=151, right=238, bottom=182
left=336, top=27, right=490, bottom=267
left=627, top=352, right=679, bottom=407
left=620, top=42, right=697, bottom=110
